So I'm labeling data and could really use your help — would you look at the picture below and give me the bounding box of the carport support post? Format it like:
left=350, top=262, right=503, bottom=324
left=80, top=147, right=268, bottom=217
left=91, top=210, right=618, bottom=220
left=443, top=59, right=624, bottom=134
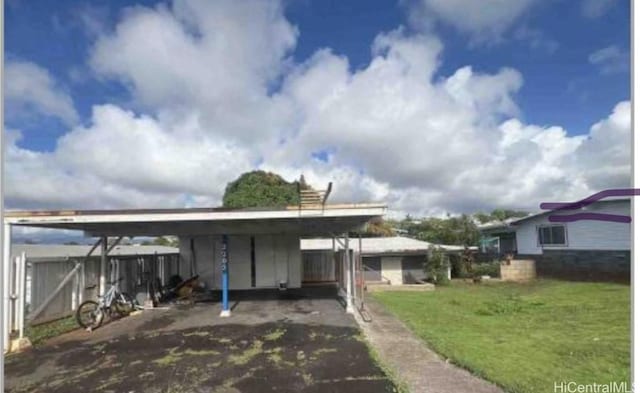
left=220, top=234, right=231, bottom=317
left=99, top=237, right=107, bottom=296
left=344, top=234, right=354, bottom=314
left=3, top=223, right=12, bottom=353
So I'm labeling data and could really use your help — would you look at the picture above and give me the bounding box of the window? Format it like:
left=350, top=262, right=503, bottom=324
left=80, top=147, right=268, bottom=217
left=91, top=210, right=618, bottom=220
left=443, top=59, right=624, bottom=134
left=537, top=225, right=566, bottom=246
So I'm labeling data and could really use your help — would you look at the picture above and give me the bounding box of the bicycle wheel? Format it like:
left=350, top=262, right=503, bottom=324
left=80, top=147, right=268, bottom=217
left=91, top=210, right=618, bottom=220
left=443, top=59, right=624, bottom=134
left=114, top=293, right=135, bottom=316
left=76, top=300, right=105, bottom=329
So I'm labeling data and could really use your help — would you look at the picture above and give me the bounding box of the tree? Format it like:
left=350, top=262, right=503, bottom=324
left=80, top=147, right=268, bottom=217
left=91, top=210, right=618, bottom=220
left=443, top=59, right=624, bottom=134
left=152, top=236, right=179, bottom=248
left=358, top=217, right=395, bottom=237
left=490, top=209, right=528, bottom=221
left=406, top=215, right=479, bottom=247
left=474, top=209, right=529, bottom=223
left=222, top=171, right=304, bottom=208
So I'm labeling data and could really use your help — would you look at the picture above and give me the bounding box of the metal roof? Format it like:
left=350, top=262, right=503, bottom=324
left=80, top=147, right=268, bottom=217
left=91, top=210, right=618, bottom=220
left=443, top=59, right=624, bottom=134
left=476, top=218, right=519, bottom=233
left=4, top=203, right=387, bottom=237
left=301, top=236, right=471, bottom=254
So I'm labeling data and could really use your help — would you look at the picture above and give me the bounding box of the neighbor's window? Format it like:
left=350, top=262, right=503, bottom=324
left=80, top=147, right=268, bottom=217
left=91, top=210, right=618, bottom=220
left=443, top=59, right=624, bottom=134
left=537, top=225, right=566, bottom=246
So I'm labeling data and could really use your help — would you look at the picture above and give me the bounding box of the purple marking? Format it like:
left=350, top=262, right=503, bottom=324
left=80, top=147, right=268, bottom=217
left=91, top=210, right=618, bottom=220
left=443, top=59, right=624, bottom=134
left=540, top=188, right=638, bottom=224
left=548, top=212, right=631, bottom=224
left=540, top=188, right=640, bottom=211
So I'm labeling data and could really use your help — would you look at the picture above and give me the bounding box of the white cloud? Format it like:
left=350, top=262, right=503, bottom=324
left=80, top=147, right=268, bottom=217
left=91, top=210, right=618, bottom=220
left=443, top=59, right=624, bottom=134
left=5, top=105, right=252, bottom=210
left=572, top=101, right=631, bottom=190
left=89, top=0, right=297, bottom=144
left=581, top=0, right=616, bottom=18
left=5, top=60, right=79, bottom=125
left=4, top=0, right=631, bottom=218
left=588, top=45, right=629, bottom=74
left=408, top=0, right=537, bottom=43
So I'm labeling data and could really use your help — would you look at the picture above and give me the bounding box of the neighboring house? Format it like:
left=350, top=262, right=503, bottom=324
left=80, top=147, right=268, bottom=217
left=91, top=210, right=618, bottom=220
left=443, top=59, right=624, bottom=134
left=301, top=236, right=468, bottom=286
left=479, top=199, right=630, bottom=282
left=477, top=218, right=519, bottom=255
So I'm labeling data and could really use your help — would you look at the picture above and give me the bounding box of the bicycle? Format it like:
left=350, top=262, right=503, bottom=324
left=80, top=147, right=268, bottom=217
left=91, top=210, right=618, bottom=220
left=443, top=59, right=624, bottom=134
left=76, top=278, right=135, bottom=330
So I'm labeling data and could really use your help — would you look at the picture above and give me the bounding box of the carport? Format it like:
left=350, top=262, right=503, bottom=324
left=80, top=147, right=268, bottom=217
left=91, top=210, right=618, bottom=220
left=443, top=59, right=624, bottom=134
left=3, top=204, right=385, bottom=349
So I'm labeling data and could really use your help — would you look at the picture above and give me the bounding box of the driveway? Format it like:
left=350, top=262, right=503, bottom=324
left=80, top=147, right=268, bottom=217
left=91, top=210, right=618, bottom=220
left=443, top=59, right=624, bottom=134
left=6, top=288, right=397, bottom=393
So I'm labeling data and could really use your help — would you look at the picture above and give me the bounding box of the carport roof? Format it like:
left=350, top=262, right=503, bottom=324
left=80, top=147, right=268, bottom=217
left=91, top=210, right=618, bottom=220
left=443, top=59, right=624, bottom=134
left=4, top=204, right=386, bottom=237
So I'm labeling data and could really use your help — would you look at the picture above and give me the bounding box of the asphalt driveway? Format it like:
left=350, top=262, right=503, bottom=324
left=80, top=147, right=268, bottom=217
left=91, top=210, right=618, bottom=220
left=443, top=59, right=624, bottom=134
left=6, top=288, right=397, bottom=393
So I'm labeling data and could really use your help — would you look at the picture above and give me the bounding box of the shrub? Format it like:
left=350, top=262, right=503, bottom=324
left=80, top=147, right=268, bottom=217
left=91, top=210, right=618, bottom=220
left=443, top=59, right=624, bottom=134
left=471, top=261, right=501, bottom=278
left=424, top=245, right=451, bottom=285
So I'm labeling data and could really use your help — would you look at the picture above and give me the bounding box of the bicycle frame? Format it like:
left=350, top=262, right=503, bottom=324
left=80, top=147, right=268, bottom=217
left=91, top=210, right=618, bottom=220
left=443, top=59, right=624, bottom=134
left=98, top=280, right=123, bottom=309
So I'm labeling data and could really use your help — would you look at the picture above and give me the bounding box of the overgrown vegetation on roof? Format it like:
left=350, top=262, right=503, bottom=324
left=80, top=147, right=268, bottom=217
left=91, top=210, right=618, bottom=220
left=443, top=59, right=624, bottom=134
left=222, top=171, right=308, bottom=208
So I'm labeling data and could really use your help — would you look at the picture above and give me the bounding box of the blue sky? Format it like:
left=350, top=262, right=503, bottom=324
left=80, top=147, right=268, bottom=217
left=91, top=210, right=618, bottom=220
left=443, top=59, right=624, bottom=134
left=6, top=0, right=629, bottom=151
left=3, top=0, right=632, bottom=217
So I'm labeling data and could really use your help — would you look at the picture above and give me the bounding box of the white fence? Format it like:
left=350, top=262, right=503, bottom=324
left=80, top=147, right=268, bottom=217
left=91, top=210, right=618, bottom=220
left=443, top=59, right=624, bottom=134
left=4, top=251, right=180, bottom=352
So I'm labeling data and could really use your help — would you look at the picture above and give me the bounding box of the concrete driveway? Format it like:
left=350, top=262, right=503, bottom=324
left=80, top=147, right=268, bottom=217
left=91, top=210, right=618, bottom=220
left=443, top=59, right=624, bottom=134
left=6, top=288, right=397, bottom=393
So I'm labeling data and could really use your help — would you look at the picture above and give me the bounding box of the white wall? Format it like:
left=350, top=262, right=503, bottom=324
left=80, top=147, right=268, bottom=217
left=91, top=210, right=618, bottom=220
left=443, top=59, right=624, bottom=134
left=255, top=235, right=301, bottom=288
left=381, top=256, right=403, bottom=285
left=228, top=236, right=252, bottom=290
left=179, top=234, right=301, bottom=290
left=516, top=200, right=630, bottom=255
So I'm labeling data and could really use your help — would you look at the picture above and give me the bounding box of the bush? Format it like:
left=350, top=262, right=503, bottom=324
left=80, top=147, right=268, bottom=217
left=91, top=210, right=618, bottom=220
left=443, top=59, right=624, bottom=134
left=424, top=246, right=451, bottom=285
left=471, top=261, right=501, bottom=278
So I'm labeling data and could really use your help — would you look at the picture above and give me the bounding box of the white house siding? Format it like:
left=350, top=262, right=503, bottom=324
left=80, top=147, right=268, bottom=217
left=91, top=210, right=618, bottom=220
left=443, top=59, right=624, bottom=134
left=178, top=234, right=301, bottom=290
left=255, top=235, right=301, bottom=289
left=381, top=256, right=403, bottom=285
left=516, top=200, right=630, bottom=254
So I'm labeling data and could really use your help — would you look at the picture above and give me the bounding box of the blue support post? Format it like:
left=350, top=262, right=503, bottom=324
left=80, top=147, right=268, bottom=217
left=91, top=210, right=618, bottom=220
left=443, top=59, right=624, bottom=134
left=220, top=234, right=231, bottom=317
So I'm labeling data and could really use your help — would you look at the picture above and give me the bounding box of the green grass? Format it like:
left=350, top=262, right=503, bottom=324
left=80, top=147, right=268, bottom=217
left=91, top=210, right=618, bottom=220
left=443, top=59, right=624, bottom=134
left=372, top=280, right=630, bottom=393
left=25, top=315, right=79, bottom=346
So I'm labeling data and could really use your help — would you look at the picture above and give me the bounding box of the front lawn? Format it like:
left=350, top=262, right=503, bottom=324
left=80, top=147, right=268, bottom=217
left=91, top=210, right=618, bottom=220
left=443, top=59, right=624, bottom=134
left=372, top=280, right=630, bottom=393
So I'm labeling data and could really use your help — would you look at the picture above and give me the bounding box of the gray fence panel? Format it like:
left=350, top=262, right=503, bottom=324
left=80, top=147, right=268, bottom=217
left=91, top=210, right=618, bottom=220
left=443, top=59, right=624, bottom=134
left=27, top=253, right=179, bottom=325
left=30, top=259, right=77, bottom=324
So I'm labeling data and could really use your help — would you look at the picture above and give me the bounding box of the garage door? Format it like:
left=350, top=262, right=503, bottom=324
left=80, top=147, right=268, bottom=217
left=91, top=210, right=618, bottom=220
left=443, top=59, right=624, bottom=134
left=362, top=257, right=381, bottom=281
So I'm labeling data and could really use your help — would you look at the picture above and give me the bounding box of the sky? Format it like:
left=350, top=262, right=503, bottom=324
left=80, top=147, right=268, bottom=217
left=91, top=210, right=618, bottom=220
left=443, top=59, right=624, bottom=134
left=4, top=0, right=631, bottom=221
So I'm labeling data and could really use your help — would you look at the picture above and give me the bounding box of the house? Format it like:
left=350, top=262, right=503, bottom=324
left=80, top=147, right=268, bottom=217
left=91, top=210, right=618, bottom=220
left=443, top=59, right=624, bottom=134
left=479, top=199, right=630, bottom=282
left=477, top=218, right=519, bottom=255
left=300, top=236, right=468, bottom=286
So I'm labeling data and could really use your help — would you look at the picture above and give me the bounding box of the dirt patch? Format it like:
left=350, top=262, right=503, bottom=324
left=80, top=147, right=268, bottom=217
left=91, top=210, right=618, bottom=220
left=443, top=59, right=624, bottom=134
left=6, top=322, right=397, bottom=393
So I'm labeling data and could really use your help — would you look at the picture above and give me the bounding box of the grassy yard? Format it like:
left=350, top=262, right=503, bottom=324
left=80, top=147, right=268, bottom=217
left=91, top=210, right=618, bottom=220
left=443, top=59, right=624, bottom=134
left=372, top=280, right=630, bottom=393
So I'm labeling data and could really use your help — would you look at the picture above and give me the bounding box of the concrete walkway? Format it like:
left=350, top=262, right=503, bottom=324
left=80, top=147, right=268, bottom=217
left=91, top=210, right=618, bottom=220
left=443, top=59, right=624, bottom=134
left=356, top=296, right=503, bottom=393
